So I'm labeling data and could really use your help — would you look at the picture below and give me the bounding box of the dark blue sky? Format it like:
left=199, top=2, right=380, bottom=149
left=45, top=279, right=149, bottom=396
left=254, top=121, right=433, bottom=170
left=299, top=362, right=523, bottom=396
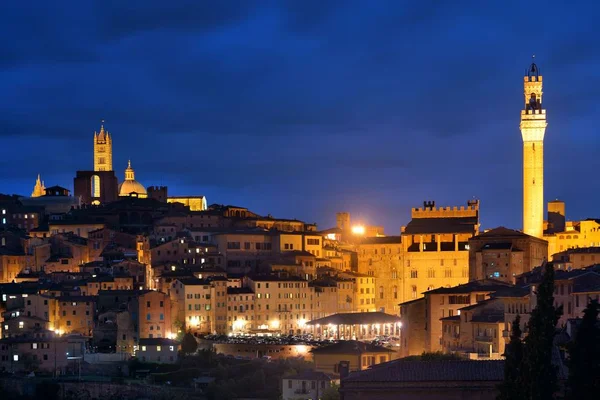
left=2, top=1, right=600, bottom=233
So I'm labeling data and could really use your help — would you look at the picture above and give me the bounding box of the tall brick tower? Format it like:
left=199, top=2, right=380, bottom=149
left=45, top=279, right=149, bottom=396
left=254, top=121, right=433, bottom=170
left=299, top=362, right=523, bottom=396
left=93, top=122, right=113, bottom=198
left=520, top=58, right=547, bottom=239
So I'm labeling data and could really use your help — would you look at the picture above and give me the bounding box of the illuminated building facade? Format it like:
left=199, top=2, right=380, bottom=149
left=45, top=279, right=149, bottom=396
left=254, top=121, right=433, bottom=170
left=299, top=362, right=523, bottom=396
left=118, top=160, right=147, bottom=198
left=93, top=123, right=113, bottom=197
left=521, top=60, right=547, bottom=239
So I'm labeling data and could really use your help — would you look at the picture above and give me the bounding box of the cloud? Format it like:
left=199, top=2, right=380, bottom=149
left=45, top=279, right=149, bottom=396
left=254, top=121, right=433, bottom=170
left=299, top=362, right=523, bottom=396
left=2, top=1, right=600, bottom=232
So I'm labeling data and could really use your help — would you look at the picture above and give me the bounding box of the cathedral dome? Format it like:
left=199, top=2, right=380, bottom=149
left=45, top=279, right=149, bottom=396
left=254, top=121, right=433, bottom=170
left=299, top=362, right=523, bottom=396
left=118, top=160, right=147, bottom=198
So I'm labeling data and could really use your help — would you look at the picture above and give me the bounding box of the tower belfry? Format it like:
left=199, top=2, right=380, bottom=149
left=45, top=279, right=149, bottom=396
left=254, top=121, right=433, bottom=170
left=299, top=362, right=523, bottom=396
left=93, top=121, right=113, bottom=198
left=520, top=58, right=547, bottom=239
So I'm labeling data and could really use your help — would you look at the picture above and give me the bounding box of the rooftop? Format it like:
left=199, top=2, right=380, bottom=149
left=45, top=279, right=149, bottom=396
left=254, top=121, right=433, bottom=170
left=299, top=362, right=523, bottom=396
left=403, top=216, right=478, bottom=235
left=424, top=279, right=512, bottom=295
left=307, top=312, right=400, bottom=326
left=343, top=360, right=504, bottom=383
left=311, top=340, right=395, bottom=355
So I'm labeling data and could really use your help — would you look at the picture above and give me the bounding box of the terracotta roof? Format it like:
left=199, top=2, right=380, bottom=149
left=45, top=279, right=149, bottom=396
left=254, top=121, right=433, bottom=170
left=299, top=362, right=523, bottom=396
left=572, top=272, right=600, bottom=293
left=424, top=279, right=511, bottom=295
left=311, top=340, right=395, bottom=355
left=404, top=217, right=478, bottom=235
left=356, top=236, right=401, bottom=245
left=343, top=360, right=504, bottom=382
left=286, top=370, right=333, bottom=381
left=474, top=226, right=532, bottom=239
left=139, top=338, right=180, bottom=346
left=307, top=312, right=400, bottom=326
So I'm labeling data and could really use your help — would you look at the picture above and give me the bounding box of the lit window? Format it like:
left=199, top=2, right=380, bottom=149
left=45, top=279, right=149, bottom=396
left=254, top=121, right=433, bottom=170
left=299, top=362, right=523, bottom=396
left=19, top=321, right=24, bottom=329
left=1, top=209, right=5, bottom=214
left=32, top=343, right=38, bottom=349
left=1, top=218, right=5, bottom=224
left=157, top=346, right=162, bottom=351
left=4, top=325, right=8, bottom=330
left=25, top=214, right=28, bottom=219
left=13, top=355, right=19, bottom=361
left=141, top=346, right=147, bottom=351
left=169, top=346, right=174, bottom=351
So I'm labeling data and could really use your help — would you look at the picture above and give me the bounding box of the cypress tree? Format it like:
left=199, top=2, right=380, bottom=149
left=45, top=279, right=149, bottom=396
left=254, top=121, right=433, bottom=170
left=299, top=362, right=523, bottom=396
left=181, top=331, right=198, bottom=355
left=522, top=262, right=563, bottom=400
left=497, top=314, right=525, bottom=400
left=566, top=299, right=600, bottom=399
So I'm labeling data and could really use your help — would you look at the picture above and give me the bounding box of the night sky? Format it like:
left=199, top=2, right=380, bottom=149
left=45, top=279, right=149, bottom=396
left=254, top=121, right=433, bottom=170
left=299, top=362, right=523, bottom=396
left=2, top=1, right=600, bottom=234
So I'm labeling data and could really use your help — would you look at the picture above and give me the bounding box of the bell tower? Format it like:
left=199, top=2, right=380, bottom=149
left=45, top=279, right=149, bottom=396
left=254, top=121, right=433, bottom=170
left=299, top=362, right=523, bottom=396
left=93, top=121, right=113, bottom=198
left=520, top=58, right=547, bottom=239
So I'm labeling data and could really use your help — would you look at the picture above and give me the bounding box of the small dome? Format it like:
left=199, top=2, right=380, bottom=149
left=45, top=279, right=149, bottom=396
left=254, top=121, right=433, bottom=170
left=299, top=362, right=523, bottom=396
left=118, top=160, right=147, bottom=197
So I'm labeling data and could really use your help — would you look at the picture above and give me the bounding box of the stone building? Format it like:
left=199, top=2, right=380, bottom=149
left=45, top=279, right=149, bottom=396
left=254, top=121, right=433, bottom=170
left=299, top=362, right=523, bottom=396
left=354, top=236, right=402, bottom=314
left=398, top=280, right=511, bottom=356
left=400, top=200, right=479, bottom=302
left=468, top=227, right=547, bottom=283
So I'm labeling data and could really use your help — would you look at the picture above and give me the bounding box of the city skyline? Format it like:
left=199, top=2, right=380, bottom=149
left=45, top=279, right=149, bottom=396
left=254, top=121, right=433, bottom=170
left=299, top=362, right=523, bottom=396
left=2, top=1, right=600, bottom=233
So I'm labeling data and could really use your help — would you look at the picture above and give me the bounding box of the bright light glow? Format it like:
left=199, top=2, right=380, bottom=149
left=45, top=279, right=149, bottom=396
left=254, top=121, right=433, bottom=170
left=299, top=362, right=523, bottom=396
left=297, top=319, right=307, bottom=328
left=351, top=225, right=366, bottom=235
left=270, top=320, right=280, bottom=329
left=167, top=332, right=176, bottom=340
left=13, top=355, right=18, bottom=361
left=326, top=233, right=337, bottom=240
left=171, top=265, right=176, bottom=271
left=232, top=320, right=246, bottom=331
left=296, top=345, right=308, bottom=354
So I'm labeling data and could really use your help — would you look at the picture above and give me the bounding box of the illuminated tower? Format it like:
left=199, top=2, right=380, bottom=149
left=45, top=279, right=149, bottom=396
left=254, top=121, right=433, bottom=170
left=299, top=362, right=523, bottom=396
left=31, top=174, right=46, bottom=197
left=92, top=122, right=113, bottom=198
left=520, top=59, right=547, bottom=239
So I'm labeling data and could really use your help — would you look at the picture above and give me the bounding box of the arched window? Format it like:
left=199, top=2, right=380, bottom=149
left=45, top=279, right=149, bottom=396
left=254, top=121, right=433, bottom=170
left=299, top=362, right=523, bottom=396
left=379, top=286, right=384, bottom=300
left=91, top=174, right=101, bottom=199
left=411, top=285, right=417, bottom=299
left=393, top=286, right=398, bottom=300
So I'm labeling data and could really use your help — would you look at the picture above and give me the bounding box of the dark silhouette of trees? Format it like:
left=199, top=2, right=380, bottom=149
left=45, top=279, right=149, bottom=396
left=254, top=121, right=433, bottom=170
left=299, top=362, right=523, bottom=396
left=566, top=299, right=600, bottom=399
left=181, top=331, right=198, bottom=355
left=521, top=262, right=563, bottom=400
left=497, top=314, right=524, bottom=400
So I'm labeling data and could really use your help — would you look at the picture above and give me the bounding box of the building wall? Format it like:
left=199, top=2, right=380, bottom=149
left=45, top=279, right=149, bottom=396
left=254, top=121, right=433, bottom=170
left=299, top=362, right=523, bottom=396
left=137, top=292, right=171, bottom=339
left=212, top=343, right=313, bottom=360
left=355, top=242, right=402, bottom=313
left=399, top=299, right=425, bottom=357
left=137, top=343, right=180, bottom=363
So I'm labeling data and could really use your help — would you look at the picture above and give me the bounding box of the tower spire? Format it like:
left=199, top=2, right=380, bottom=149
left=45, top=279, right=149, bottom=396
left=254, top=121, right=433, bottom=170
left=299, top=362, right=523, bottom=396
left=31, top=174, right=46, bottom=197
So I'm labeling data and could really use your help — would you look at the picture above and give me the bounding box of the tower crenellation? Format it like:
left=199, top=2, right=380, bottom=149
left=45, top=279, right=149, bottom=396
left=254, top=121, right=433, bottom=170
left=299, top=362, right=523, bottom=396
left=411, top=200, right=479, bottom=219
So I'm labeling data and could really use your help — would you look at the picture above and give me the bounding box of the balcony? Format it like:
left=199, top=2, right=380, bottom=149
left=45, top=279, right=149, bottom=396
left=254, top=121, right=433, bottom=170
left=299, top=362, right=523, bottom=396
left=294, top=389, right=309, bottom=394
left=475, top=335, right=493, bottom=343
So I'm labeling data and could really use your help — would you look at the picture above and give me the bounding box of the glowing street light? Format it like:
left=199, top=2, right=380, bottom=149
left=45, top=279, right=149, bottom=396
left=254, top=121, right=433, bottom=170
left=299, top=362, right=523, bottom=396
left=351, top=225, right=366, bottom=235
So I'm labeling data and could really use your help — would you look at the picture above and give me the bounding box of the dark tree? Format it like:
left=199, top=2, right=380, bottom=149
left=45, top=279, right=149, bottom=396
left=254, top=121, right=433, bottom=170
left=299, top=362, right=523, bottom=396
left=567, top=299, right=600, bottom=400
left=497, top=314, right=524, bottom=400
left=522, top=262, right=563, bottom=400
left=34, top=381, right=60, bottom=400
left=181, top=331, right=198, bottom=355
